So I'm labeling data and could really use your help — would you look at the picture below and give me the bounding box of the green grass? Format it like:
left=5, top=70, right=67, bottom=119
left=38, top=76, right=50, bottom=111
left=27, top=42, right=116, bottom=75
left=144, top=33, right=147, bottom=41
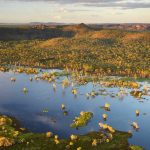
left=0, top=115, right=144, bottom=150
left=130, top=145, right=144, bottom=150
left=0, top=26, right=149, bottom=78
left=70, top=112, right=93, bottom=128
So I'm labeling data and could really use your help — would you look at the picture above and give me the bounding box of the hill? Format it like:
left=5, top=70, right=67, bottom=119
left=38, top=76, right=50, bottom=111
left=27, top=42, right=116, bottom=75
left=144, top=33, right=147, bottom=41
left=0, top=24, right=150, bottom=78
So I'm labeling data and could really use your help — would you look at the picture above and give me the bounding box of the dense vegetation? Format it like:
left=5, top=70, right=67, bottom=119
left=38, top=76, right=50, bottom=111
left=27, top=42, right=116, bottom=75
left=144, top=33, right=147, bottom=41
left=0, top=115, right=143, bottom=150
left=0, top=24, right=150, bottom=78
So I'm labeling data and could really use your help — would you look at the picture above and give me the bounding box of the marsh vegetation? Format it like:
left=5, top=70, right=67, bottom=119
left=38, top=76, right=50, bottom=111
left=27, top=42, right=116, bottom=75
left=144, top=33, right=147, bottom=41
left=0, top=24, right=150, bottom=78
left=0, top=24, right=150, bottom=149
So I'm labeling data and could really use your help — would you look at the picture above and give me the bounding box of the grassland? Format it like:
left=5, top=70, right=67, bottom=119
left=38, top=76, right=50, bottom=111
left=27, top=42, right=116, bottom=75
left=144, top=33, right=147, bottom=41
left=0, top=24, right=150, bottom=78
left=0, top=115, right=143, bottom=150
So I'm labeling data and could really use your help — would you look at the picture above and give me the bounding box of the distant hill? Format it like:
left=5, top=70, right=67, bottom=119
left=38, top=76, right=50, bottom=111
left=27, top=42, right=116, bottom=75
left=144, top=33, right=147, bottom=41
left=88, top=23, right=150, bottom=31
left=0, top=23, right=149, bottom=40
left=0, top=23, right=149, bottom=78
left=0, top=23, right=93, bottom=40
left=0, top=25, right=74, bottom=40
left=0, top=23, right=150, bottom=30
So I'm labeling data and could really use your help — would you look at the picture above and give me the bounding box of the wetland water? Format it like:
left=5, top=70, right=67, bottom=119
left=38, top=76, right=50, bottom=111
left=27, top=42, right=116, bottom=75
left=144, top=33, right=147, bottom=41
left=0, top=70, right=150, bottom=149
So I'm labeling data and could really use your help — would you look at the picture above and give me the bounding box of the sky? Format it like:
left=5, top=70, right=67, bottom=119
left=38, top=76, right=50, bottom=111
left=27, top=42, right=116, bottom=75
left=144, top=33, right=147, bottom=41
left=0, top=0, right=150, bottom=23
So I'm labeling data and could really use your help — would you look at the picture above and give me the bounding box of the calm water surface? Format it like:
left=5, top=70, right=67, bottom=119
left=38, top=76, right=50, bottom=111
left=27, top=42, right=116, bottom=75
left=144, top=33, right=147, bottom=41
left=0, top=70, right=150, bottom=149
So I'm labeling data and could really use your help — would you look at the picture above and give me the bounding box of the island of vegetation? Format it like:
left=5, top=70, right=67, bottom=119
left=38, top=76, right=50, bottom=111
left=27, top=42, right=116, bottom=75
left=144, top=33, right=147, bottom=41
left=0, top=115, right=143, bottom=150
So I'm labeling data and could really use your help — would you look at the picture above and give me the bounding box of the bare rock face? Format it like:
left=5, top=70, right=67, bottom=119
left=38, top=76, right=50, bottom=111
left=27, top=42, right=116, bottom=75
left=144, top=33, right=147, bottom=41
left=0, top=137, right=13, bottom=147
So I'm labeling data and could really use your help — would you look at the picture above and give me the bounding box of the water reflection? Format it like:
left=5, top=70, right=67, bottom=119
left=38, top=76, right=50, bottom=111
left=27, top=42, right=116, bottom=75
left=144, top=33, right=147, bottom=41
left=0, top=70, right=150, bottom=149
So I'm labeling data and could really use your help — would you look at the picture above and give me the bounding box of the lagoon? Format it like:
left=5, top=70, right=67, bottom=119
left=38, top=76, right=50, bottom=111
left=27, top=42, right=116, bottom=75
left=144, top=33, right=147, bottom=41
left=0, top=70, right=150, bottom=149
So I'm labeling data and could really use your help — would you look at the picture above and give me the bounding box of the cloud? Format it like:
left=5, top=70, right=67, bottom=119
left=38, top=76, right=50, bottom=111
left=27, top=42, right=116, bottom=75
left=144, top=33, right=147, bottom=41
left=84, top=2, right=150, bottom=9
left=3, top=0, right=122, bottom=2
left=2, top=0, right=150, bottom=9
left=53, top=15, right=62, bottom=20
left=59, top=7, right=68, bottom=13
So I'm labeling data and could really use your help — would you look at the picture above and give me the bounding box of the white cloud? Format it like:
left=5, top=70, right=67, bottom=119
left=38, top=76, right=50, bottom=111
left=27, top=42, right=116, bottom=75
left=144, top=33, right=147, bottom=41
left=53, top=15, right=62, bottom=20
